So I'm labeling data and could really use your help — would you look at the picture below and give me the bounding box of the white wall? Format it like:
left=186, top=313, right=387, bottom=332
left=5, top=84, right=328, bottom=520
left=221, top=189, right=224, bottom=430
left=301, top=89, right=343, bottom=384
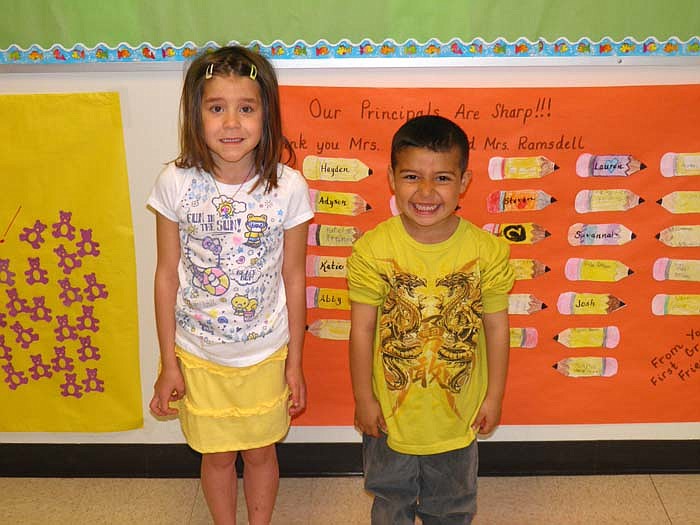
left=1, top=59, right=699, bottom=444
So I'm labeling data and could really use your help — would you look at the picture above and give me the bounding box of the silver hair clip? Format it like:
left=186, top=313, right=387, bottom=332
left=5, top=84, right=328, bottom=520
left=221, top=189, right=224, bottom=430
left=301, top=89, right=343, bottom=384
left=249, top=64, right=257, bottom=80
left=205, top=63, right=214, bottom=79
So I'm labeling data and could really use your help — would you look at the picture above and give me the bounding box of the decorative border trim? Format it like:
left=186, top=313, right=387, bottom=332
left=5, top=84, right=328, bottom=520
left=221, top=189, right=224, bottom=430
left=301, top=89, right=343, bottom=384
left=1, top=441, right=698, bottom=477
left=2, top=37, right=699, bottom=65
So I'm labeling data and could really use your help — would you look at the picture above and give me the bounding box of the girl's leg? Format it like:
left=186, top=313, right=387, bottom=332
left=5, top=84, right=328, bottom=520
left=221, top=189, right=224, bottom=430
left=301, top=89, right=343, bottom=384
left=240, top=444, right=279, bottom=525
left=201, top=451, right=239, bottom=525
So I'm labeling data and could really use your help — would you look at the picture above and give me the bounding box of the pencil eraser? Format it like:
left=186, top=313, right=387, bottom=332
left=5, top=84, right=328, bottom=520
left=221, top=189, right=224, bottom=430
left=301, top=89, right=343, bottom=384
left=660, top=153, right=675, bottom=178
left=486, top=192, right=501, bottom=213
left=488, top=157, right=505, bottom=180
left=602, top=357, right=618, bottom=377
left=557, top=292, right=575, bottom=314
left=576, top=154, right=593, bottom=177
left=574, top=190, right=590, bottom=213
left=604, top=326, right=621, bottom=349
left=523, top=328, right=538, bottom=347
left=564, top=258, right=582, bottom=281
left=652, top=258, right=669, bottom=281
left=651, top=294, right=666, bottom=316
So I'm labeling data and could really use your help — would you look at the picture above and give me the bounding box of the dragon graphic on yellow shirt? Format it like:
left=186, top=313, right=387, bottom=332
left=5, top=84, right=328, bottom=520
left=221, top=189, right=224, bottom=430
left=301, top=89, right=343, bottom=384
left=379, top=259, right=482, bottom=418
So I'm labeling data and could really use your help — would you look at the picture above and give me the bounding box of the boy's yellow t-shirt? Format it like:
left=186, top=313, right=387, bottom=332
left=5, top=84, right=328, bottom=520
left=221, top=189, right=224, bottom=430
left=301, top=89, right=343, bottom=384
left=347, top=216, right=514, bottom=455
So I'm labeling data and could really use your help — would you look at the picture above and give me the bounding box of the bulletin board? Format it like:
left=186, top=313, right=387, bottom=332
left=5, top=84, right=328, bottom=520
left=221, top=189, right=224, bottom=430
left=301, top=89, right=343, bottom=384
left=284, top=84, right=700, bottom=427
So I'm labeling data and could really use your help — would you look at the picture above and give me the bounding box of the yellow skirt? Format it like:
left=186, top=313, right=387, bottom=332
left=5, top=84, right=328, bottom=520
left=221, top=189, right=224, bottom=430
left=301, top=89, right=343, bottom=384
left=174, top=346, right=290, bottom=454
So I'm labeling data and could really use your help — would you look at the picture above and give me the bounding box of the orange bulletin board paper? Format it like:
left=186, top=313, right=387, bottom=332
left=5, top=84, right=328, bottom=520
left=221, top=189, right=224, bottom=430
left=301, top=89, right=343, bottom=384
left=281, top=84, right=700, bottom=427
left=0, top=93, right=142, bottom=432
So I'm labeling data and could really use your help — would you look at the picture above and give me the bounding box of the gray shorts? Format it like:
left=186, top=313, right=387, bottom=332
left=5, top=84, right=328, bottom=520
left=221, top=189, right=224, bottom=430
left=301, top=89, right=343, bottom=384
left=363, top=433, right=478, bottom=525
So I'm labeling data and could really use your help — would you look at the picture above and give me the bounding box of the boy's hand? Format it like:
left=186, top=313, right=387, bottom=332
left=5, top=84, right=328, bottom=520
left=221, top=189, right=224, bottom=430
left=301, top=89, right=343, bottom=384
left=149, top=366, right=185, bottom=417
left=472, top=395, right=502, bottom=435
left=286, top=363, right=307, bottom=418
left=354, top=396, right=387, bottom=437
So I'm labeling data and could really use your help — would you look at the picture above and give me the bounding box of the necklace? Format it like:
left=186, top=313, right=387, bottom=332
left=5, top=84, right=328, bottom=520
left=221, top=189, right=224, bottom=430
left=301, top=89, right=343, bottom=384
left=209, top=165, right=255, bottom=218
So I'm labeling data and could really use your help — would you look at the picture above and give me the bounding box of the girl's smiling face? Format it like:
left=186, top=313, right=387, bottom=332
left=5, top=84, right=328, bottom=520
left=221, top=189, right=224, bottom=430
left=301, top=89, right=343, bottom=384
left=201, top=74, right=263, bottom=182
left=388, top=146, right=470, bottom=244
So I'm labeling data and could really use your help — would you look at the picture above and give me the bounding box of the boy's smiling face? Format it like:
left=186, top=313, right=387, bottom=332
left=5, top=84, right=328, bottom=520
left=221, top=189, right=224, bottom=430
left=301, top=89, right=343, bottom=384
left=389, top=146, right=470, bottom=244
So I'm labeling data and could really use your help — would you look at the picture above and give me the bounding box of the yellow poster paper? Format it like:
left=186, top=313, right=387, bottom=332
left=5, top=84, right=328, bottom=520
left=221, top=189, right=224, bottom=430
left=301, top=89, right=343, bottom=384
left=0, top=93, right=142, bottom=431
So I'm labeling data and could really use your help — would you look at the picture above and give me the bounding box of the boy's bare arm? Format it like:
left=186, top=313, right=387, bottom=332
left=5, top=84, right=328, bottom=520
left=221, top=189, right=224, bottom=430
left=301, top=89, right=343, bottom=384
left=349, top=301, right=386, bottom=437
left=472, top=309, right=510, bottom=434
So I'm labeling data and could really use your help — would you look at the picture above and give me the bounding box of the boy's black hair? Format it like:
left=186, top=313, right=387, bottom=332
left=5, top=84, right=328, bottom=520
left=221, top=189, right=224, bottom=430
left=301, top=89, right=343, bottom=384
left=391, top=115, right=469, bottom=172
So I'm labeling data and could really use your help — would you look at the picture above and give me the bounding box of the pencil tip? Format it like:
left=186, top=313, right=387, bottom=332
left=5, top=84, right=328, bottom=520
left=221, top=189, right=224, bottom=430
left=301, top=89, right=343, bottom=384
left=368, top=169, right=373, bottom=175
left=552, top=363, right=558, bottom=369
left=366, top=204, right=372, bottom=210
left=655, top=233, right=661, bottom=239
left=553, top=335, right=559, bottom=341
left=553, top=164, right=560, bottom=170
left=640, top=163, right=647, bottom=170
left=550, top=197, right=557, bottom=203
left=541, top=303, right=548, bottom=309
left=631, top=233, right=636, bottom=239
left=656, top=198, right=662, bottom=204
left=628, top=269, right=634, bottom=275
left=638, top=197, right=645, bottom=204
left=544, top=266, right=551, bottom=272
left=544, top=230, right=551, bottom=237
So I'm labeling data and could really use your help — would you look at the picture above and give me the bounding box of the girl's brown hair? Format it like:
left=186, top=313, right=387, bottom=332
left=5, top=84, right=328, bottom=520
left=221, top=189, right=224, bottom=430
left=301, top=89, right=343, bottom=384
left=175, top=45, right=295, bottom=192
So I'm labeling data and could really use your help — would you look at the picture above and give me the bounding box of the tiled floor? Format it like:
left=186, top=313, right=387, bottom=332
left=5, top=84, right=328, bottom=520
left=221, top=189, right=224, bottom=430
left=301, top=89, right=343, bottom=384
left=1, top=474, right=698, bottom=524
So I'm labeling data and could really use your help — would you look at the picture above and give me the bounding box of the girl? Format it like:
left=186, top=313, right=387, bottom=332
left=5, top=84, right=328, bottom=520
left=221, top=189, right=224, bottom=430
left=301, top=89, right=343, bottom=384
left=148, top=46, right=313, bottom=525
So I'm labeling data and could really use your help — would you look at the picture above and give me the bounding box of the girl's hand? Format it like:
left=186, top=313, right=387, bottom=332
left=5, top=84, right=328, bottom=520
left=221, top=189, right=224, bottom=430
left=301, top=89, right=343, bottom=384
left=149, top=366, right=185, bottom=417
left=285, top=363, right=307, bottom=418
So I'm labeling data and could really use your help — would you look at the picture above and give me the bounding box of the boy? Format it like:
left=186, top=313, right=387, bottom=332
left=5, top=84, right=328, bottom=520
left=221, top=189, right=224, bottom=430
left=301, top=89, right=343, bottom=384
left=347, top=115, right=514, bottom=525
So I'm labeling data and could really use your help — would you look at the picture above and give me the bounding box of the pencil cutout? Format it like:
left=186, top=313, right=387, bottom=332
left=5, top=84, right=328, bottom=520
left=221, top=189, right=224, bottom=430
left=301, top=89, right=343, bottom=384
left=553, top=357, right=618, bottom=378
left=483, top=223, right=551, bottom=244
left=486, top=190, right=556, bottom=213
left=306, top=255, right=348, bottom=278
left=302, top=155, right=372, bottom=182
left=508, top=294, right=547, bottom=315
left=308, top=189, right=371, bottom=216
left=306, top=319, right=351, bottom=340
left=488, top=156, right=558, bottom=180
left=509, top=258, right=550, bottom=280
left=652, top=258, right=700, bottom=282
left=306, top=286, right=350, bottom=310
left=660, top=152, right=700, bottom=177
left=510, top=327, right=539, bottom=348
left=557, top=292, right=626, bottom=315
left=567, top=223, right=635, bottom=246
left=564, top=258, right=633, bottom=282
left=554, top=326, right=620, bottom=349
left=657, top=191, right=700, bottom=214
left=307, top=224, right=362, bottom=247
left=656, top=225, right=700, bottom=247
left=574, top=189, right=643, bottom=213
left=651, top=294, right=700, bottom=316
left=576, top=154, right=646, bottom=177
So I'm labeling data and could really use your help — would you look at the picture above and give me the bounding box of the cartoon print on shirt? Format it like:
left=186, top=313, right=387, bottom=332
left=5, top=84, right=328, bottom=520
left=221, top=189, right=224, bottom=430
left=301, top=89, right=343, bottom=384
left=379, top=258, right=482, bottom=420
left=231, top=294, right=259, bottom=321
left=212, top=195, right=246, bottom=219
left=244, top=214, right=268, bottom=247
left=184, top=235, right=230, bottom=296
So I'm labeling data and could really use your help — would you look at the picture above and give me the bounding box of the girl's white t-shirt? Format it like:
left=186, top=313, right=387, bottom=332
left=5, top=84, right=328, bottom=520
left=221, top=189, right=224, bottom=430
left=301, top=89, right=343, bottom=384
left=148, top=163, right=314, bottom=367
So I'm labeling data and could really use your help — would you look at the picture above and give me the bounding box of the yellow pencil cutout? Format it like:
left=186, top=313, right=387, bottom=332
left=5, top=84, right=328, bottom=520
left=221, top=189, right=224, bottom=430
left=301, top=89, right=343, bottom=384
left=302, top=155, right=372, bottom=182
left=510, top=327, right=539, bottom=348
left=486, top=190, right=556, bottom=213
left=488, top=156, right=558, bottom=180
left=306, top=286, right=350, bottom=310
left=576, top=154, right=646, bottom=177
left=508, top=294, right=547, bottom=314
left=567, top=223, right=635, bottom=246
left=557, top=292, right=626, bottom=315
left=483, top=223, right=551, bottom=245
left=306, top=255, right=348, bottom=278
left=651, top=294, right=700, bottom=316
left=307, top=224, right=362, bottom=247
left=554, top=326, right=620, bottom=349
left=656, top=225, right=700, bottom=248
left=660, top=152, right=700, bottom=177
left=657, top=191, right=700, bottom=214
left=574, top=189, right=643, bottom=213
left=308, top=189, right=372, bottom=216
left=564, top=258, right=633, bottom=282
left=553, top=357, right=618, bottom=377
left=509, top=258, right=550, bottom=280
left=306, top=319, right=351, bottom=340
left=652, top=258, right=700, bottom=282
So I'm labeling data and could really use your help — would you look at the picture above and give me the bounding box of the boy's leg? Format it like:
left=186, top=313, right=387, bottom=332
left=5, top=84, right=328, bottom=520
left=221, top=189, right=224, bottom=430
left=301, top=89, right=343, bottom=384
left=416, top=440, right=478, bottom=525
left=241, top=444, right=279, bottom=525
left=201, top=451, right=239, bottom=525
left=363, top=433, right=420, bottom=525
